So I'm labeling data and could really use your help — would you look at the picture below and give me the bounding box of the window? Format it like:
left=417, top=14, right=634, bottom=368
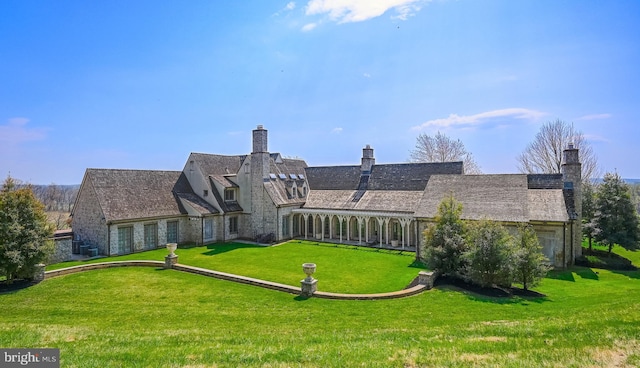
left=144, top=223, right=158, bottom=249
left=203, top=189, right=208, bottom=197
left=167, top=221, right=178, bottom=243
left=118, top=226, right=133, bottom=254
left=302, top=186, right=307, bottom=197
left=282, top=215, right=290, bottom=236
left=224, top=188, right=235, bottom=201
left=291, top=184, right=297, bottom=198
left=204, top=218, right=214, bottom=240
left=229, top=216, right=238, bottom=234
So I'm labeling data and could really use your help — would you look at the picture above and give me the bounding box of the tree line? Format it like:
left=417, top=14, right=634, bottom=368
left=29, top=183, right=79, bottom=212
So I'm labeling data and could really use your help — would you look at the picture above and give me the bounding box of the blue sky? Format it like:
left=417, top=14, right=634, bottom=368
left=1, top=0, right=639, bottom=184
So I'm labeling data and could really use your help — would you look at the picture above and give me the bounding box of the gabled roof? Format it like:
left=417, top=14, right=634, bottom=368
left=264, top=157, right=308, bottom=206
left=368, top=162, right=464, bottom=190
left=84, top=169, right=217, bottom=222
left=415, top=174, right=568, bottom=223
left=305, top=166, right=361, bottom=190
left=189, top=153, right=245, bottom=175
left=303, top=190, right=422, bottom=213
left=305, top=161, right=464, bottom=192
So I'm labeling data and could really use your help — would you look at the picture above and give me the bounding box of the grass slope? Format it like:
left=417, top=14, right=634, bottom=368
left=48, top=240, right=424, bottom=293
left=3, top=241, right=638, bottom=367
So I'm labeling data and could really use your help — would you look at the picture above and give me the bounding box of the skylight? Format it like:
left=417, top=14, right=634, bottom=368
left=278, top=173, right=287, bottom=180
left=269, top=173, right=277, bottom=180
left=298, top=174, right=305, bottom=180
left=290, top=174, right=298, bottom=180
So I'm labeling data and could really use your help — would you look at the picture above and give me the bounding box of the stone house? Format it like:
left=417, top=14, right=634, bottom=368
left=71, top=125, right=582, bottom=267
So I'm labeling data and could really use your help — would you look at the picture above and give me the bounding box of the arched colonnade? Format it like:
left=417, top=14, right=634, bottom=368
left=290, top=209, right=417, bottom=250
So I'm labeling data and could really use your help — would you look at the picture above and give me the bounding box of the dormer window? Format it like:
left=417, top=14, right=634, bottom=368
left=203, top=190, right=208, bottom=197
left=291, top=183, right=297, bottom=199
left=224, top=188, right=236, bottom=201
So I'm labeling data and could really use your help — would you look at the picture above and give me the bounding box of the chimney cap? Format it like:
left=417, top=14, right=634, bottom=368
left=568, top=142, right=575, bottom=149
left=257, top=125, right=264, bottom=130
left=365, top=144, right=371, bottom=149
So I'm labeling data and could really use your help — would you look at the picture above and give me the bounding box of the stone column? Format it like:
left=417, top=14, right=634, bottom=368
left=34, top=263, right=46, bottom=282
left=165, top=255, right=178, bottom=269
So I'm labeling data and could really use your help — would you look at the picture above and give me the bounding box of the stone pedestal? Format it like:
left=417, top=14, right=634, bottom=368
left=418, top=270, right=438, bottom=289
left=300, top=278, right=318, bottom=297
left=34, top=263, right=46, bottom=282
left=164, top=255, right=178, bottom=269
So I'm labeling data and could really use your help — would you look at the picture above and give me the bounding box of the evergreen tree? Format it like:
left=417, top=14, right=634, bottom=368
left=513, top=225, right=551, bottom=291
left=0, top=176, right=54, bottom=283
left=593, top=172, right=640, bottom=253
left=465, top=219, right=515, bottom=288
left=422, top=195, right=467, bottom=278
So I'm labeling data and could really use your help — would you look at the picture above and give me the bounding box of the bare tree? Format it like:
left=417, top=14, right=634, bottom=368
left=517, top=119, right=600, bottom=181
left=409, top=131, right=481, bottom=174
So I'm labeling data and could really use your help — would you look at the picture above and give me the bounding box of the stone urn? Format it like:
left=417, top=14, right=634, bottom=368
left=302, top=263, right=316, bottom=282
left=166, top=243, right=178, bottom=257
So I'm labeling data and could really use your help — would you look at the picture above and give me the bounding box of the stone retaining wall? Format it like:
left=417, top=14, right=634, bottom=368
left=44, top=261, right=432, bottom=300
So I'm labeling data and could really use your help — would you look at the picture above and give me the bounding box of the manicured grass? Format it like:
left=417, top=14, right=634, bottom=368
left=47, top=240, right=425, bottom=293
left=3, top=261, right=640, bottom=367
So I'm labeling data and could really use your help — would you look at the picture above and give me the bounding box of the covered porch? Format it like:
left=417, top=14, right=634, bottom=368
left=290, top=209, right=419, bottom=251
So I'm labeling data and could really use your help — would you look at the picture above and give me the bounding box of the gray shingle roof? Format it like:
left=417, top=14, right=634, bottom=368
left=189, top=153, right=245, bottom=175
left=86, top=169, right=217, bottom=222
left=305, top=162, right=463, bottom=191
left=264, top=157, right=308, bottom=206
left=415, top=174, right=568, bottom=222
left=368, top=162, right=464, bottom=190
left=303, top=190, right=423, bottom=213
left=305, top=166, right=362, bottom=190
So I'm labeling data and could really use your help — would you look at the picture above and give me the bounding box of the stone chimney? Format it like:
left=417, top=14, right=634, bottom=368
left=250, top=125, right=270, bottom=236
left=252, top=125, right=268, bottom=153
left=562, top=143, right=582, bottom=265
left=361, top=144, right=375, bottom=173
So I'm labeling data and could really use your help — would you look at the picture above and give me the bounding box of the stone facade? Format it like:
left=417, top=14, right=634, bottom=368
left=72, top=178, right=109, bottom=254
left=50, top=235, right=72, bottom=263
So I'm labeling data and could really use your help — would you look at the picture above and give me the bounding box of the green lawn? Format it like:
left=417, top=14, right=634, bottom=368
left=48, top=240, right=424, bottom=293
left=3, top=241, right=638, bottom=367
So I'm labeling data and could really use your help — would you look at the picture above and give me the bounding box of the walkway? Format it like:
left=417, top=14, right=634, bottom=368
left=44, top=261, right=433, bottom=300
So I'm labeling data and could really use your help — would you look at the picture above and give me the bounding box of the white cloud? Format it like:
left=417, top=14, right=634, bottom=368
left=331, top=127, right=343, bottom=134
left=576, top=113, right=612, bottom=121
left=583, top=134, right=610, bottom=143
left=273, top=2, right=296, bottom=16
left=412, top=108, right=546, bottom=131
left=363, top=73, right=371, bottom=78
left=301, top=22, right=318, bottom=31
left=305, top=0, right=424, bottom=24
left=0, top=117, right=47, bottom=143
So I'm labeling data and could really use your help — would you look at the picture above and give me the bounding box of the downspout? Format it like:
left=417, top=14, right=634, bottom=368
left=201, top=217, right=204, bottom=245
left=415, top=220, right=420, bottom=260
left=107, top=223, right=111, bottom=256
left=222, top=214, right=226, bottom=243
left=562, top=222, right=566, bottom=269
left=276, top=206, right=280, bottom=241
left=570, top=220, right=574, bottom=268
